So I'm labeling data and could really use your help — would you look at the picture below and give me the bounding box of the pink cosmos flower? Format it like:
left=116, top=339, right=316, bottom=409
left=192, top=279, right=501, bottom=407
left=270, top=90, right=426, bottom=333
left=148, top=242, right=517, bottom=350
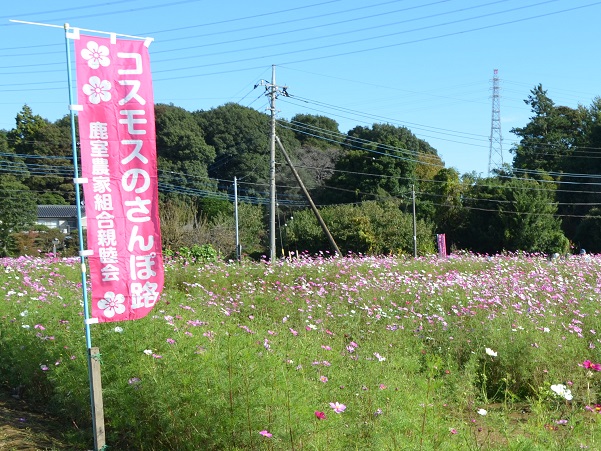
left=320, top=375, right=328, bottom=383
left=259, top=430, right=272, bottom=437
left=315, top=410, right=326, bottom=420
left=330, top=402, right=346, bottom=413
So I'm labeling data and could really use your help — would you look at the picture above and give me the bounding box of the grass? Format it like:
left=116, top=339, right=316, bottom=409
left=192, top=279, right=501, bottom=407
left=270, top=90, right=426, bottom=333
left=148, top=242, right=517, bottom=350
left=1, top=252, right=601, bottom=449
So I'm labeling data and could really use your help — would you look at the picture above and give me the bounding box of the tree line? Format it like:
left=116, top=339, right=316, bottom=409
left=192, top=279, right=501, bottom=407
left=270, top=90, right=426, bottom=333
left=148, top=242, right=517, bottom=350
left=0, top=83, right=599, bottom=258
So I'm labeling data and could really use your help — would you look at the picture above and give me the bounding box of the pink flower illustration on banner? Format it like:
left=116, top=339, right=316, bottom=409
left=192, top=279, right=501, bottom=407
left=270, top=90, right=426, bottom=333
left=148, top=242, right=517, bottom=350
left=82, top=76, right=112, bottom=104
left=80, top=40, right=110, bottom=69
left=98, top=292, right=126, bottom=318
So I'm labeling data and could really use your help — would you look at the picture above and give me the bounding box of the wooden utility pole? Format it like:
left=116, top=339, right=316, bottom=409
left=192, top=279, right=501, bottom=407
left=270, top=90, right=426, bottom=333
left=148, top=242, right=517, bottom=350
left=412, top=184, right=417, bottom=258
left=268, top=65, right=277, bottom=262
left=234, top=176, right=241, bottom=262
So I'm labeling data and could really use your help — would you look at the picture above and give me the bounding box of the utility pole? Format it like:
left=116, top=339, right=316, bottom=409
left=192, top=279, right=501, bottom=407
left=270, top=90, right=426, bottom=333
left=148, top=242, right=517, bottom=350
left=269, top=65, right=277, bottom=262
left=488, top=68, right=503, bottom=176
left=412, top=184, right=417, bottom=258
left=257, top=65, right=288, bottom=262
left=234, top=176, right=241, bottom=262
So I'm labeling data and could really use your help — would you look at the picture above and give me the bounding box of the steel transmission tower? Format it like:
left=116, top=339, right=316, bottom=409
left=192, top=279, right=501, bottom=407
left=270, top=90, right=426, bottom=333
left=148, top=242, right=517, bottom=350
left=488, top=69, right=503, bottom=175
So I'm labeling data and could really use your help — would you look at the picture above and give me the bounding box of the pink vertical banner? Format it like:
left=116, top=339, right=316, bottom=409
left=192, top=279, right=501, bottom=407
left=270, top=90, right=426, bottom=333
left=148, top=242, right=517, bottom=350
left=75, top=34, right=164, bottom=323
left=437, top=234, right=447, bottom=258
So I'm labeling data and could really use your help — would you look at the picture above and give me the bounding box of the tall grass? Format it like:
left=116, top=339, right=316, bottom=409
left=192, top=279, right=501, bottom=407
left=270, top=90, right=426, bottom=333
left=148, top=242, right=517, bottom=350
left=1, top=252, right=601, bottom=449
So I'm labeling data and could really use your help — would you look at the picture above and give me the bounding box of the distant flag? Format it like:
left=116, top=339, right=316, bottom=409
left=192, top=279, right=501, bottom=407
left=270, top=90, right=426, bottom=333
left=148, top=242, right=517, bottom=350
left=74, top=34, right=164, bottom=322
left=437, top=234, right=447, bottom=258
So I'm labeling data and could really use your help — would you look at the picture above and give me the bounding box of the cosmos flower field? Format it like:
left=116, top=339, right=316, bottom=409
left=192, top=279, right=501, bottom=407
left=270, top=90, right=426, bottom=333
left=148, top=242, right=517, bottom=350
left=2, top=252, right=601, bottom=449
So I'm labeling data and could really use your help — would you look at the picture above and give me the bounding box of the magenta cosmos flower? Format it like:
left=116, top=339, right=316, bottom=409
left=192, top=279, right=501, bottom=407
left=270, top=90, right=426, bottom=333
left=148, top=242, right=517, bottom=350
left=315, top=411, right=327, bottom=420
left=259, top=430, right=272, bottom=437
left=582, top=360, right=601, bottom=371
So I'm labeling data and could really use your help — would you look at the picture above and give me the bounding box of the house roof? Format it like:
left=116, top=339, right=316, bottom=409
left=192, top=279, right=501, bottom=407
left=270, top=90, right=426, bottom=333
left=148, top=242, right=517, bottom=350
left=37, top=205, right=83, bottom=218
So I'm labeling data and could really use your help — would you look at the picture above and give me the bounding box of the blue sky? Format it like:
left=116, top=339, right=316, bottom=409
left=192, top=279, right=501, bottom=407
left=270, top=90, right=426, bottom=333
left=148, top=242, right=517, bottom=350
left=2, top=0, right=601, bottom=176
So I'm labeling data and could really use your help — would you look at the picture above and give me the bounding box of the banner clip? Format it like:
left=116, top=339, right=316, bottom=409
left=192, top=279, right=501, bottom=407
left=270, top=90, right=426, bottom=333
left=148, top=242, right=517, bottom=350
left=73, top=177, right=88, bottom=184
left=69, top=104, right=83, bottom=111
left=85, top=318, right=99, bottom=325
left=66, top=27, right=80, bottom=40
left=79, top=249, right=94, bottom=257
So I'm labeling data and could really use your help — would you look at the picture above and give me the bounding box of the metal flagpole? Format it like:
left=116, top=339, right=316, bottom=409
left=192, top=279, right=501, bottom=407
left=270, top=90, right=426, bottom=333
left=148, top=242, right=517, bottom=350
left=10, top=19, right=156, bottom=450
left=63, top=23, right=105, bottom=450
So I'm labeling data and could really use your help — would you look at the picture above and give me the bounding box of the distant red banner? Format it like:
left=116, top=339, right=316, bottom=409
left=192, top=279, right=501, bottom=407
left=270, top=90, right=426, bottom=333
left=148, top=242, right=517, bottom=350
left=437, top=233, right=447, bottom=258
left=75, top=34, right=163, bottom=323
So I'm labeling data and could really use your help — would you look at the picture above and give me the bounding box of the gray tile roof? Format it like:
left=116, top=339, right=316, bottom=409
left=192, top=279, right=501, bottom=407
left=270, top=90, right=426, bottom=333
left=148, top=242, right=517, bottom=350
left=37, top=205, right=83, bottom=218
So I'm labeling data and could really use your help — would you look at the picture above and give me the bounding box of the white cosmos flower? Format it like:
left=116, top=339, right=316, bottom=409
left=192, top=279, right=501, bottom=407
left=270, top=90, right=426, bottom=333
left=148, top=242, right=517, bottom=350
left=143, top=349, right=153, bottom=355
left=477, top=408, right=487, bottom=416
left=82, top=76, right=112, bottom=105
left=550, top=383, right=573, bottom=401
left=97, top=291, right=126, bottom=318
left=485, top=348, right=497, bottom=357
left=81, top=41, right=110, bottom=69
left=114, top=326, right=124, bottom=333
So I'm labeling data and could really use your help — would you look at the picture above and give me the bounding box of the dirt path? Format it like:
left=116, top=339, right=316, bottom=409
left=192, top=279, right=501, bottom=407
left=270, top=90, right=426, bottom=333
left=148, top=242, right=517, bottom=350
left=0, top=391, right=68, bottom=451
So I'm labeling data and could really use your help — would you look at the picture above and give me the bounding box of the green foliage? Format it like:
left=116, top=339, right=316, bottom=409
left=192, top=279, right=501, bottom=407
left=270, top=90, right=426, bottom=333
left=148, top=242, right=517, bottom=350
left=286, top=200, right=435, bottom=255
left=7, top=106, right=75, bottom=204
left=324, top=123, right=438, bottom=204
left=289, top=113, right=342, bottom=150
left=196, top=103, right=271, bottom=190
left=575, top=208, right=601, bottom=253
left=0, top=176, right=37, bottom=256
left=511, top=85, right=586, bottom=173
left=461, top=176, right=567, bottom=254
left=178, top=243, right=218, bottom=263
left=155, top=103, right=217, bottom=197
left=198, top=197, right=232, bottom=221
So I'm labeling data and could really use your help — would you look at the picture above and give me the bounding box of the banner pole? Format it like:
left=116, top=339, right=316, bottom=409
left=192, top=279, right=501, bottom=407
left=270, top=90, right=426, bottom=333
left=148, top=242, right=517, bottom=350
left=64, top=23, right=105, bottom=451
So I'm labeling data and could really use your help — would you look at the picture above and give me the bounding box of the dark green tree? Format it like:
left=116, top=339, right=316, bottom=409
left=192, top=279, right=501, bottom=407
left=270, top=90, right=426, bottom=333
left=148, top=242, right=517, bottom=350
left=461, top=175, right=567, bottom=254
left=0, top=176, right=37, bottom=256
left=420, top=168, right=468, bottom=250
left=289, top=114, right=342, bottom=150
left=287, top=114, right=343, bottom=190
left=511, top=85, right=585, bottom=173
left=324, top=123, right=438, bottom=204
left=195, top=103, right=301, bottom=204
left=555, top=98, right=601, bottom=239
left=155, top=104, right=217, bottom=199
left=0, top=128, right=29, bottom=182
left=574, top=208, right=601, bottom=253
left=6, top=106, right=75, bottom=204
